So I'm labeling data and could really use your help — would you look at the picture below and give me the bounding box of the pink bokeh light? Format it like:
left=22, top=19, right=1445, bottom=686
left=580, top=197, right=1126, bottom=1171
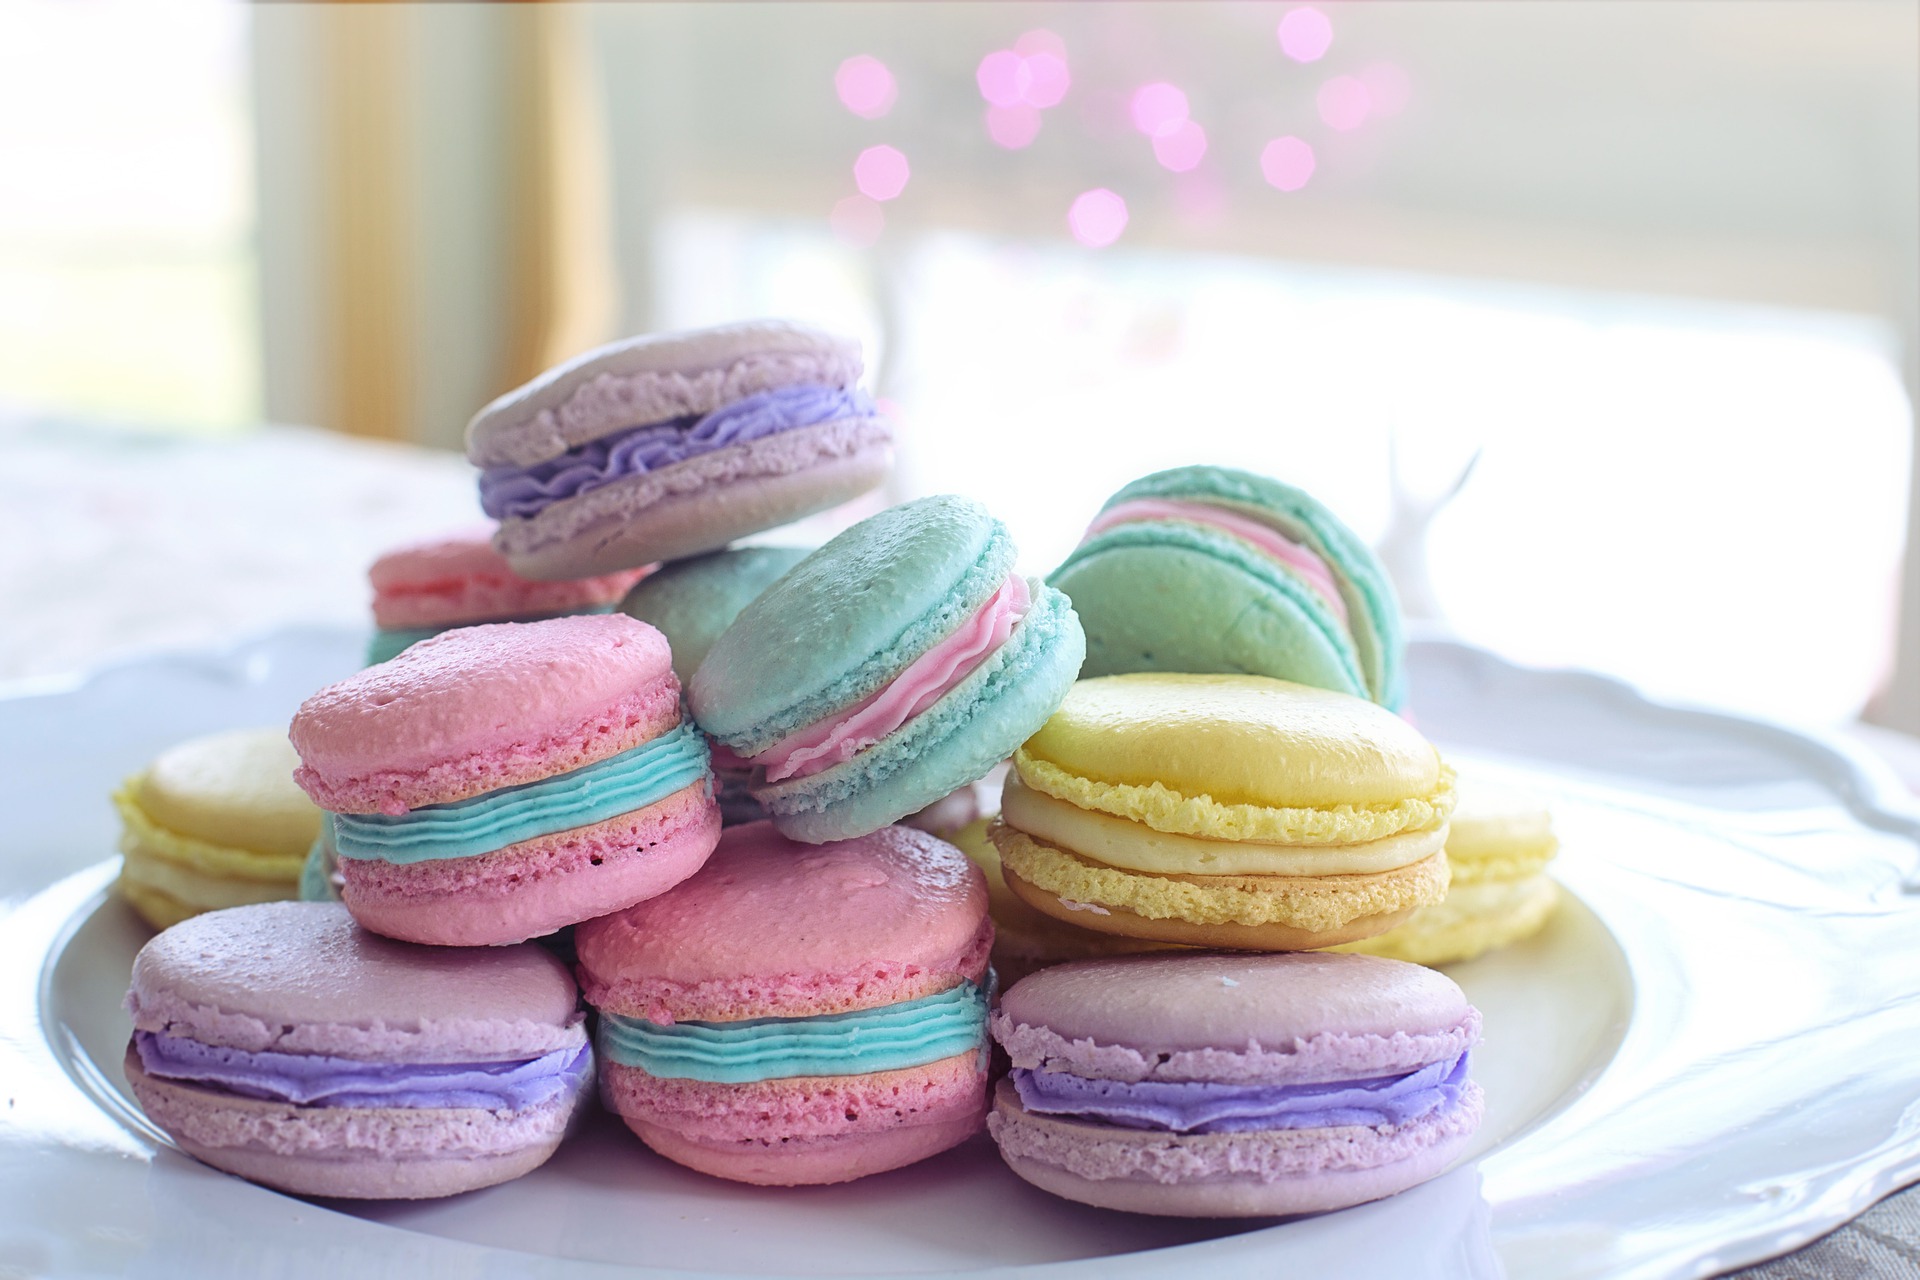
left=1152, top=119, right=1208, bottom=172
left=1129, top=82, right=1190, bottom=138
left=1359, top=61, right=1412, bottom=117
left=976, top=49, right=1025, bottom=108
left=1068, top=188, right=1129, bottom=247
left=1277, top=7, right=1333, bottom=63
left=834, top=55, right=897, bottom=120
left=977, top=42, right=1071, bottom=111
left=1021, top=52, right=1071, bottom=108
left=830, top=195, right=884, bottom=246
left=1260, top=136, right=1316, bottom=191
left=1317, top=75, right=1371, bottom=131
left=853, top=145, right=910, bottom=201
left=986, top=103, right=1042, bottom=149
left=1013, top=29, right=1066, bottom=59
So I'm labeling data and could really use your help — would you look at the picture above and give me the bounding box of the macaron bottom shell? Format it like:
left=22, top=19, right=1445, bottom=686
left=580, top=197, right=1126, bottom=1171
left=987, top=1077, right=1484, bottom=1218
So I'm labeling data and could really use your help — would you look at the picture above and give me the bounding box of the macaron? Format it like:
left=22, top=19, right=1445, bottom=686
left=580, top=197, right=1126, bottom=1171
left=575, top=821, right=993, bottom=1186
left=366, top=529, right=651, bottom=665
left=990, top=673, right=1453, bottom=950
left=113, top=728, right=321, bottom=930
left=689, top=495, right=1085, bottom=844
left=987, top=952, right=1484, bottom=1217
left=289, top=614, right=721, bottom=946
left=620, top=545, right=812, bottom=826
left=467, top=320, right=894, bottom=580
left=1339, top=779, right=1558, bottom=965
left=1051, top=465, right=1405, bottom=709
left=125, top=902, right=592, bottom=1199
left=950, top=817, right=1168, bottom=985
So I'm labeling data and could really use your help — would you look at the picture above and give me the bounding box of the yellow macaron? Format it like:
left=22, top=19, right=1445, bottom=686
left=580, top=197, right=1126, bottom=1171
left=989, top=673, right=1455, bottom=950
left=113, top=728, right=320, bottom=929
left=1337, top=779, right=1558, bottom=965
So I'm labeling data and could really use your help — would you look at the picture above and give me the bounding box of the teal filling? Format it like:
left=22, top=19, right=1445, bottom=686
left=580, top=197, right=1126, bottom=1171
left=332, top=720, right=710, bottom=864
left=598, top=980, right=989, bottom=1083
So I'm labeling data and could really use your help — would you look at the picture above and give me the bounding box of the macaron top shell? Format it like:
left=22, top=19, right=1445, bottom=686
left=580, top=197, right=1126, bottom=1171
left=1447, top=782, right=1556, bottom=860
left=690, top=496, right=1015, bottom=752
left=128, top=902, right=584, bottom=1061
left=290, top=614, right=678, bottom=813
left=466, top=320, right=862, bottom=469
left=1022, top=673, right=1445, bottom=810
left=369, top=531, right=647, bottom=629
left=575, top=821, right=989, bottom=1023
left=620, top=545, right=810, bottom=684
left=134, top=728, right=320, bottom=859
left=994, top=952, right=1477, bottom=1085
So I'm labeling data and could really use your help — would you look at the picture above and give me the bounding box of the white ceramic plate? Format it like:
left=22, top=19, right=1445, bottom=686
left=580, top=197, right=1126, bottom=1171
left=2, top=630, right=1918, bottom=1279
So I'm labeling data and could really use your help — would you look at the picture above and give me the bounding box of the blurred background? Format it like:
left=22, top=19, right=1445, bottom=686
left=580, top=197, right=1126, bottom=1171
left=3, top=1, right=1917, bottom=738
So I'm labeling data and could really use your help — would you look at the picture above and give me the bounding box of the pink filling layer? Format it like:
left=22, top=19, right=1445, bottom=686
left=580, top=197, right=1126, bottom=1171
left=756, top=574, right=1031, bottom=783
left=1085, top=499, right=1348, bottom=625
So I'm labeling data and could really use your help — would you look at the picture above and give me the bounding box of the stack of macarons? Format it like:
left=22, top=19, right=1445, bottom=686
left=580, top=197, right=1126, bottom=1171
left=366, top=529, right=651, bottom=665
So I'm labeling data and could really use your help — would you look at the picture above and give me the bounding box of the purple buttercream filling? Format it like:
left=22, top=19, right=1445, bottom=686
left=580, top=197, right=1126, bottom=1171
left=479, top=383, right=875, bottom=520
left=134, top=1030, right=590, bottom=1112
left=1010, top=1051, right=1471, bottom=1134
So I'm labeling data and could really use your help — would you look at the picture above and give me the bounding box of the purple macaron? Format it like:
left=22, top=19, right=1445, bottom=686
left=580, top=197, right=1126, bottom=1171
left=987, top=952, right=1483, bottom=1217
left=124, top=902, right=592, bottom=1199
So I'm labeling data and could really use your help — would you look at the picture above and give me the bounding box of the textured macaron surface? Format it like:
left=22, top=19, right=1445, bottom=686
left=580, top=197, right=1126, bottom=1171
left=994, top=952, right=1476, bottom=1084
left=467, top=320, right=862, bottom=470
left=291, top=614, right=679, bottom=814
left=689, top=495, right=1016, bottom=752
left=127, top=902, right=584, bottom=1061
left=129, top=728, right=320, bottom=859
left=369, top=531, right=647, bottom=629
left=1018, top=674, right=1450, bottom=841
left=575, top=821, right=989, bottom=1023
left=620, top=545, right=810, bottom=684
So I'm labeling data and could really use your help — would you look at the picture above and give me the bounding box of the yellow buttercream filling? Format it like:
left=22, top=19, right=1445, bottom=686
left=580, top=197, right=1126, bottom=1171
left=1001, top=771, right=1445, bottom=876
left=992, top=825, right=1450, bottom=932
left=1335, top=874, right=1558, bottom=965
left=118, top=849, right=300, bottom=912
left=114, top=783, right=309, bottom=883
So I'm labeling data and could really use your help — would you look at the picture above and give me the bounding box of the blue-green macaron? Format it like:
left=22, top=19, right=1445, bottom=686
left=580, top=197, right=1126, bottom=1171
left=688, top=495, right=1085, bottom=844
left=619, top=546, right=811, bottom=685
left=1049, top=466, right=1405, bottom=710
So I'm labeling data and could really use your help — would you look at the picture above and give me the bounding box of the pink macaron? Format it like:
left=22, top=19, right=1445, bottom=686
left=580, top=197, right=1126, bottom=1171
left=366, top=529, right=652, bottom=664
left=290, top=613, right=721, bottom=946
left=988, top=952, right=1484, bottom=1217
left=125, top=901, right=592, bottom=1199
left=574, top=820, right=993, bottom=1186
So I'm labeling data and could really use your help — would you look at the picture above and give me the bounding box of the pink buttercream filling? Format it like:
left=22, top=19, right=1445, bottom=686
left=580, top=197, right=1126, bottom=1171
left=756, top=575, right=1032, bottom=783
left=1085, top=499, right=1348, bottom=625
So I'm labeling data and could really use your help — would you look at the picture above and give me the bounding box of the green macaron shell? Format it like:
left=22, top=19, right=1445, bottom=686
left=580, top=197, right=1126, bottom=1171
left=1053, top=465, right=1406, bottom=710
left=1054, top=525, right=1369, bottom=699
left=619, top=546, right=810, bottom=684
left=754, top=580, right=1085, bottom=843
left=689, top=496, right=1015, bottom=754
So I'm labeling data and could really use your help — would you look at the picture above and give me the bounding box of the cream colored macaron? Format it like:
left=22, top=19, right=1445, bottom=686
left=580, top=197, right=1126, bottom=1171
left=1337, top=779, right=1558, bottom=965
left=989, top=674, right=1455, bottom=951
left=114, top=728, right=320, bottom=929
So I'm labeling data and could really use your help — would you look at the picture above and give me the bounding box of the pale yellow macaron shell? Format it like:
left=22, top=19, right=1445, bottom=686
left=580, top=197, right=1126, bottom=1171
left=114, top=728, right=319, bottom=928
left=1015, top=674, right=1453, bottom=844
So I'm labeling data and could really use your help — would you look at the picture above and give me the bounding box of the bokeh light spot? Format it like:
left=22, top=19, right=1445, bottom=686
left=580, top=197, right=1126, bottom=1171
left=1277, top=8, right=1333, bottom=62
left=976, top=49, right=1025, bottom=107
left=1152, top=119, right=1207, bottom=172
left=1021, top=52, right=1071, bottom=108
left=1013, top=29, right=1066, bottom=59
left=1359, top=61, right=1412, bottom=117
left=834, top=55, right=897, bottom=119
left=1068, top=188, right=1128, bottom=247
left=1317, top=75, right=1371, bottom=131
left=1129, top=82, right=1189, bottom=138
left=1260, top=136, right=1316, bottom=191
left=986, top=103, right=1042, bottom=149
left=830, top=195, right=884, bottom=246
left=854, top=145, right=910, bottom=201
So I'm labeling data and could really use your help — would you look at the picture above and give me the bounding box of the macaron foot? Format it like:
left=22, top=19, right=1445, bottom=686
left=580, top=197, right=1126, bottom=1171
left=624, top=1109, right=983, bottom=1187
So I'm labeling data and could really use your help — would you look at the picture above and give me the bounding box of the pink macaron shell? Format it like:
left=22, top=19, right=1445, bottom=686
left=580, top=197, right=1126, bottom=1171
left=126, top=902, right=583, bottom=1061
left=342, top=781, right=721, bottom=947
left=291, top=615, right=679, bottom=814
left=369, top=532, right=652, bottom=630
left=493, top=422, right=893, bottom=581
left=994, top=952, right=1478, bottom=1085
left=126, top=1048, right=587, bottom=1199
left=574, top=821, right=990, bottom=1023
left=988, top=1077, right=1485, bottom=1217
